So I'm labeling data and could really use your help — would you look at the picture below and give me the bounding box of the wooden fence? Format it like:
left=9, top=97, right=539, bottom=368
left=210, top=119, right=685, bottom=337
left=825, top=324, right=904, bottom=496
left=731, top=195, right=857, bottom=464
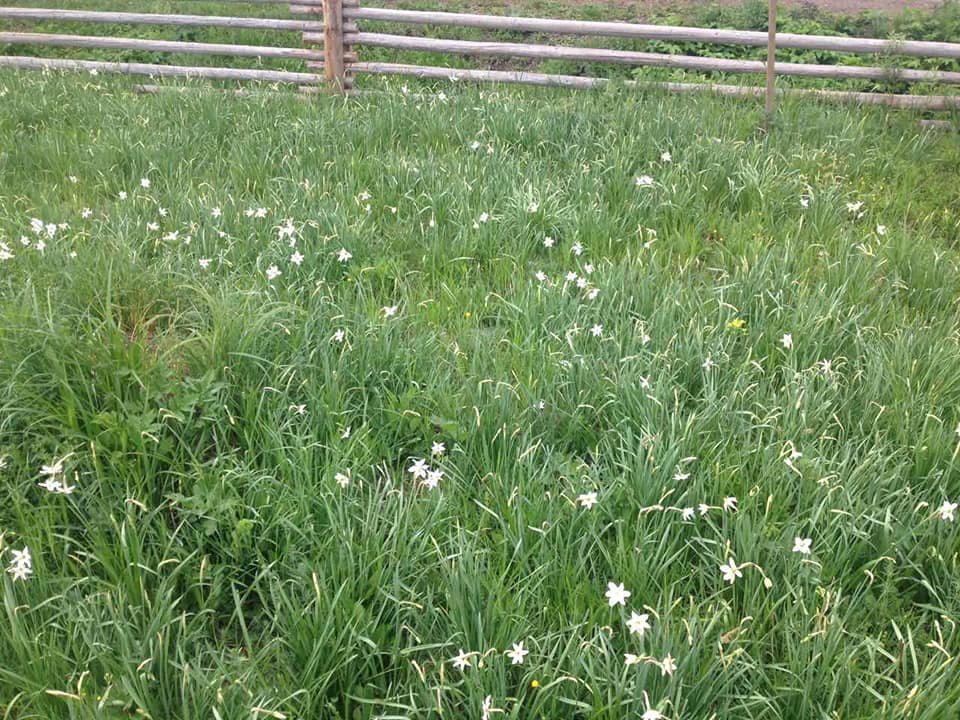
left=1, top=1, right=960, bottom=111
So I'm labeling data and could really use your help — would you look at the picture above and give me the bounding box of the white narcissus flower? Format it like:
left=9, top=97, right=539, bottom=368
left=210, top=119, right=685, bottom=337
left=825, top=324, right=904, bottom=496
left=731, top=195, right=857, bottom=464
left=422, top=468, right=443, bottom=490
left=451, top=649, right=472, bottom=671
left=407, top=459, right=428, bottom=480
left=38, top=477, right=62, bottom=493
left=876, top=224, right=887, bottom=236
left=140, top=177, right=150, bottom=188
left=681, top=507, right=695, bottom=521
left=535, top=271, right=548, bottom=283
left=7, top=546, right=32, bottom=581
left=290, top=251, right=304, bottom=266
left=577, top=492, right=598, bottom=509
left=627, top=611, right=651, bottom=636
left=635, top=175, right=655, bottom=187
left=505, top=641, right=529, bottom=665
left=431, top=441, right=446, bottom=457
left=40, top=460, right=64, bottom=477
left=605, top=581, right=631, bottom=607
left=571, top=241, right=584, bottom=256
left=481, top=695, right=501, bottom=720
left=660, top=653, right=676, bottom=676
left=722, top=496, right=738, bottom=512
left=337, top=248, right=352, bottom=262
left=792, top=537, right=813, bottom=555
left=543, top=237, right=555, bottom=248
left=660, top=151, right=672, bottom=163
left=332, top=329, right=346, bottom=343
left=590, top=324, right=603, bottom=338
left=382, top=305, right=398, bottom=317
left=720, top=557, right=742, bottom=584
left=199, top=258, right=211, bottom=269
left=937, top=501, right=957, bottom=522
left=265, top=265, right=281, bottom=281
left=278, top=220, right=295, bottom=240
left=335, top=472, right=350, bottom=488
left=625, top=653, right=641, bottom=666
left=781, top=333, right=793, bottom=349
left=38, top=476, right=75, bottom=494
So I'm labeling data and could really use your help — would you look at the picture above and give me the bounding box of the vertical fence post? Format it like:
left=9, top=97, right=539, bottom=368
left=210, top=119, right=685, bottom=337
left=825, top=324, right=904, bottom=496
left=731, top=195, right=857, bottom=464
left=765, top=0, right=777, bottom=128
left=323, top=0, right=345, bottom=92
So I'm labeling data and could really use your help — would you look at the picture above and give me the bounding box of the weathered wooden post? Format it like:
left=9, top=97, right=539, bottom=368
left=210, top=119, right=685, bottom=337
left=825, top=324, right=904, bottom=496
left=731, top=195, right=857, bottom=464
left=322, top=0, right=346, bottom=92
left=765, top=0, right=777, bottom=128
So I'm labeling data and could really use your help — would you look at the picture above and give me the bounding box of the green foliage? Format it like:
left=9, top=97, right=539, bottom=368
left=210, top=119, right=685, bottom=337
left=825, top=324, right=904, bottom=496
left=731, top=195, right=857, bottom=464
left=0, top=70, right=959, bottom=720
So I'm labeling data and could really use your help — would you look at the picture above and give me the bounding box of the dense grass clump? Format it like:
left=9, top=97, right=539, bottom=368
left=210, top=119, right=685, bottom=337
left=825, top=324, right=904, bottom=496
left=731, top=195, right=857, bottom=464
left=0, top=71, right=959, bottom=719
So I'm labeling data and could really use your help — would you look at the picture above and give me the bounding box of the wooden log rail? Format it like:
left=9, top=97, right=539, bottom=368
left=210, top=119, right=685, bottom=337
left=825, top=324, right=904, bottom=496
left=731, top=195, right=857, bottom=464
left=0, top=55, right=322, bottom=83
left=349, top=62, right=960, bottom=110
left=331, top=31, right=960, bottom=85
left=0, top=7, right=321, bottom=31
left=342, top=6, right=960, bottom=60
left=0, top=32, right=325, bottom=61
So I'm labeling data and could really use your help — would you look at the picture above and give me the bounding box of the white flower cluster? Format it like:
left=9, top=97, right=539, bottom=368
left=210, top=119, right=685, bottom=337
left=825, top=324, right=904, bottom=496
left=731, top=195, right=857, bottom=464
left=7, top=545, right=31, bottom=582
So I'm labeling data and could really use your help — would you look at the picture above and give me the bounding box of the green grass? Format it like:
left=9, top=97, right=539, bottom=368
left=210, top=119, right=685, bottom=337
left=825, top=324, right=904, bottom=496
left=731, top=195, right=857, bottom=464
left=1, top=70, right=960, bottom=719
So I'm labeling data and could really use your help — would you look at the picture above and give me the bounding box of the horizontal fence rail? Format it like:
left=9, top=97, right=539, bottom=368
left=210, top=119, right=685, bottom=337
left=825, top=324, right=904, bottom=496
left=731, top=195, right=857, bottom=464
left=349, top=62, right=960, bottom=110
left=339, top=31, right=960, bottom=85
left=0, top=1, right=959, bottom=112
left=0, top=55, right=323, bottom=82
left=0, top=31, right=325, bottom=60
left=343, top=6, right=960, bottom=60
left=0, top=7, right=321, bottom=31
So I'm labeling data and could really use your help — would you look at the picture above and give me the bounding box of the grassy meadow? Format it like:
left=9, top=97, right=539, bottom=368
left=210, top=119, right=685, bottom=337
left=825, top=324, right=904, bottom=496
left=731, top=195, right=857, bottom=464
left=1, top=68, right=960, bottom=719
